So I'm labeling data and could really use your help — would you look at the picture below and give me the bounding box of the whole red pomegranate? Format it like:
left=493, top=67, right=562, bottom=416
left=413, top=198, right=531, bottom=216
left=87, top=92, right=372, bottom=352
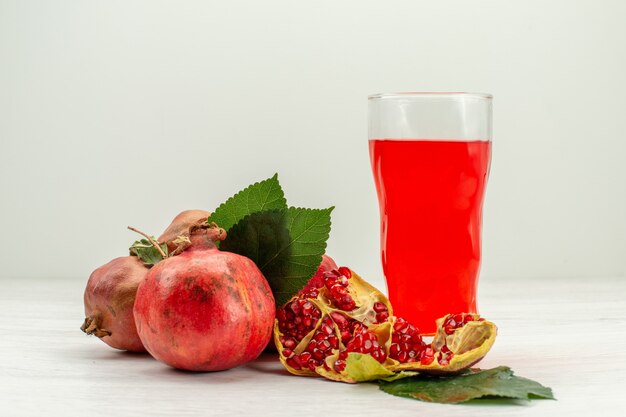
left=134, top=224, right=275, bottom=371
left=275, top=267, right=497, bottom=383
left=81, top=256, right=148, bottom=352
left=158, top=209, right=210, bottom=252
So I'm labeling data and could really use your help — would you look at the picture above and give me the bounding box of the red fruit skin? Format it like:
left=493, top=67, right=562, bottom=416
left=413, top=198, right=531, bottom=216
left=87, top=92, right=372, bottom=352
left=83, top=256, right=147, bottom=352
left=133, top=234, right=275, bottom=371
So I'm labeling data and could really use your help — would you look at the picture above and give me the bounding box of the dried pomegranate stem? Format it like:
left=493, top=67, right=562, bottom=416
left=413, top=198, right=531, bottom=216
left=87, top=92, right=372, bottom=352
left=127, top=226, right=167, bottom=259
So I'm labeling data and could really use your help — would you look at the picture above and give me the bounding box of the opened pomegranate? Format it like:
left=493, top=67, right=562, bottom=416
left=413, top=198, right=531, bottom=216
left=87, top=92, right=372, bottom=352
left=158, top=209, right=210, bottom=252
left=81, top=256, right=148, bottom=352
left=134, top=224, right=275, bottom=371
left=275, top=267, right=497, bottom=383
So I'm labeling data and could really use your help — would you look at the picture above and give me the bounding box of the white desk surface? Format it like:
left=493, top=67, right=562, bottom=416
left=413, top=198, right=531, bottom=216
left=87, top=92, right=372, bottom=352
left=1, top=275, right=624, bottom=416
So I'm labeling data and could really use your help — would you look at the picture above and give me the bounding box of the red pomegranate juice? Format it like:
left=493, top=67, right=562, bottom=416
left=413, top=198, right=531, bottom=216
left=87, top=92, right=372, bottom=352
left=369, top=139, right=491, bottom=334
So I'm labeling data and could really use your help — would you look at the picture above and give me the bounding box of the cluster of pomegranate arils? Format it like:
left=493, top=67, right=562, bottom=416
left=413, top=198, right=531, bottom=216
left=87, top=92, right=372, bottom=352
left=275, top=262, right=498, bottom=382
left=442, top=312, right=484, bottom=334
left=277, top=266, right=448, bottom=373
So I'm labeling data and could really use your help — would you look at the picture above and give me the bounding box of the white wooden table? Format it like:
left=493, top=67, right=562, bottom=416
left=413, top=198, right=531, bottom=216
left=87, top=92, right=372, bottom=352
left=1, top=275, right=624, bottom=416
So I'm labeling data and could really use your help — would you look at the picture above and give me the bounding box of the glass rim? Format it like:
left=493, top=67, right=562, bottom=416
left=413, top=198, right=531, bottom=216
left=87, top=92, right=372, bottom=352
left=368, top=92, right=492, bottom=100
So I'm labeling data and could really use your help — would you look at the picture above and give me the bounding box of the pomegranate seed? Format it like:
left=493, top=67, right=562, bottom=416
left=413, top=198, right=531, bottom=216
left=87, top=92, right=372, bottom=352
left=338, top=351, right=348, bottom=360
left=441, top=344, right=450, bottom=353
left=299, top=352, right=312, bottom=362
left=337, top=276, right=349, bottom=286
left=397, top=351, right=409, bottom=363
left=372, top=349, right=387, bottom=363
left=339, top=298, right=356, bottom=311
left=400, top=323, right=415, bottom=335
left=328, top=335, right=339, bottom=349
left=330, top=312, right=348, bottom=328
left=444, top=325, right=455, bottom=335
left=290, top=302, right=301, bottom=315
left=276, top=309, right=287, bottom=322
left=282, top=349, right=293, bottom=357
left=363, top=339, right=373, bottom=352
left=420, top=348, right=435, bottom=365
left=452, top=313, right=463, bottom=323
left=376, top=311, right=389, bottom=322
left=311, top=349, right=326, bottom=361
left=283, top=338, right=297, bottom=349
left=390, top=343, right=400, bottom=356
left=338, top=267, right=351, bottom=278
left=287, top=356, right=302, bottom=370
left=334, top=360, right=346, bottom=372
left=340, top=330, right=352, bottom=343
left=391, top=333, right=400, bottom=343
left=321, top=324, right=334, bottom=335
left=393, top=318, right=408, bottom=332
left=324, top=275, right=336, bottom=286
left=317, top=339, right=331, bottom=352
left=373, top=302, right=387, bottom=313
left=331, top=285, right=348, bottom=298
left=464, top=315, right=474, bottom=323
left=408, top=350, right=417, bottom=358
left=302, top=302, right=314, bottom=315
left=313, top=332, right=326, bottom=342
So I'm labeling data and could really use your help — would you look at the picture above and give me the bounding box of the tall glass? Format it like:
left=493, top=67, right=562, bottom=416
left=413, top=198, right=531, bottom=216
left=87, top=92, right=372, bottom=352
left=368, top=92, right=492, bottom=334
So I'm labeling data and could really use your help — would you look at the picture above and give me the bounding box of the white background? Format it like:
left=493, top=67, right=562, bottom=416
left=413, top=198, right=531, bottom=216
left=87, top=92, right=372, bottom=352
left=1, top=0, right=624, bottom=288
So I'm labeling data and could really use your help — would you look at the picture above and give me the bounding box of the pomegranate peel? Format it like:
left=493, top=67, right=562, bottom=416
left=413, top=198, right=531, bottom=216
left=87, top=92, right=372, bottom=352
left=316, top=353, right=417, bottom=383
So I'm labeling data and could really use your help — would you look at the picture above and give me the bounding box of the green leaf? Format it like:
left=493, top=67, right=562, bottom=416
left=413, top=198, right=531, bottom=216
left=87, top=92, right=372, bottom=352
left=207, top=174, right=287, bottom=232
left=129, top=238, right=168, bottom=267
left=379, top=366, right=555, bottom=404
left=220, top=206, right=333, bottom=306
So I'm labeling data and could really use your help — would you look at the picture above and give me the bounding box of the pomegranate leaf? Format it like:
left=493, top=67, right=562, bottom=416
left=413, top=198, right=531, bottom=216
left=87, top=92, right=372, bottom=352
left=220, top=206, right=333, bottom=306
left=207, top=174, right=287, bottom=233
left=129, top=238, right=168, bottom=267
left=379, top=366, right=555, bottom=404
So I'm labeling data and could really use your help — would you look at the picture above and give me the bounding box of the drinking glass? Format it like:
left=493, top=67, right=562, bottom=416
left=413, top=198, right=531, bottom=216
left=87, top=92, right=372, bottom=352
left=368, top=92, right=492, bottom=334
